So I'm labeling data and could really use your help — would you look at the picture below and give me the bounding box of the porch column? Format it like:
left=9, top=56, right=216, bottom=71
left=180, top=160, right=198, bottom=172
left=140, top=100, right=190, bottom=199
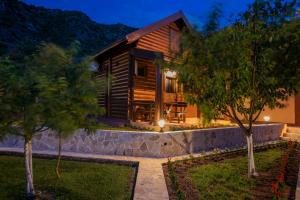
left=155, top=64, right=163, bottom=122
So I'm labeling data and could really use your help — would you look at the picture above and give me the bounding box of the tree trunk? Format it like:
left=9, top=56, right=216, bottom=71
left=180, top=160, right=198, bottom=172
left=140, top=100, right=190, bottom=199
left=29, top=140, right=33, bottom=181
left=246, top=133, right=258, bottom=177
left=56, top=133, right=62, bottom=179
left=24, top=139, right=35, bottom=198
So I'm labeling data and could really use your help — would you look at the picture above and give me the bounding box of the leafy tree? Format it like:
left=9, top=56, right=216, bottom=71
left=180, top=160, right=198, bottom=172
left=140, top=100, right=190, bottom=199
left=0, top=43, right=102, bottom=197
left=168, top=0, right=300, bottom=177
left=29, top=43, right=104, bottom=178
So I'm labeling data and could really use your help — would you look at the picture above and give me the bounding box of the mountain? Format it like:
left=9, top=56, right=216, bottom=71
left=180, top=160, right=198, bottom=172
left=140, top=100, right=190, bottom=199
left=0, top=0, right=137, bottom=57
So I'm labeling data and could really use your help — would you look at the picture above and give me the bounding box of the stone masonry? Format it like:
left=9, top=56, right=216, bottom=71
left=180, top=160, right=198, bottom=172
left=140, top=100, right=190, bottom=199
left=0, top=124, right=284, bottom=158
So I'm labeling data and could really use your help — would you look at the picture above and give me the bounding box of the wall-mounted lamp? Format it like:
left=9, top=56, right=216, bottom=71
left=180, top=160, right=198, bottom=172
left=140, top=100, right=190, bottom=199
left=165, top=70, right=177, bottom=78
left=263, top=115, right=270, bottom=122
left=158, top=119, right=165, bottom=132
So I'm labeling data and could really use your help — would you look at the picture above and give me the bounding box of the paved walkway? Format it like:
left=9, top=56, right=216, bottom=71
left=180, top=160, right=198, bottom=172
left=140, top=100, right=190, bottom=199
left=0, top=147, right=170, bottom=200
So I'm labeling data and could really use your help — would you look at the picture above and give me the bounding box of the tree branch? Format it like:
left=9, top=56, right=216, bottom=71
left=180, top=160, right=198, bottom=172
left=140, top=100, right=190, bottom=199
left=229, top=104, right=248, bottom=134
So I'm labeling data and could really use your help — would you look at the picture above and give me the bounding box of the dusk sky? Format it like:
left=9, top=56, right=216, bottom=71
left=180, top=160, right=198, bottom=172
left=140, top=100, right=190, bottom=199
left=23, top=0, right=255, bottom=28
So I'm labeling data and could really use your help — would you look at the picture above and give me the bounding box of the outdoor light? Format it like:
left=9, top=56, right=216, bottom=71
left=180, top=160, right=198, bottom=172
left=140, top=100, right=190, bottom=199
left=166, top=70, right=176, bottom=78
left=263, top=115, right=270, bottom=122
left=158, top=119, right=165, bottom=132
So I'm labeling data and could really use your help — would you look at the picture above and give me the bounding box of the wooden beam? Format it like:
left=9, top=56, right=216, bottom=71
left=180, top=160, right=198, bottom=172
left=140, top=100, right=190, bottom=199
left=155, top=63, right=163, bottom=122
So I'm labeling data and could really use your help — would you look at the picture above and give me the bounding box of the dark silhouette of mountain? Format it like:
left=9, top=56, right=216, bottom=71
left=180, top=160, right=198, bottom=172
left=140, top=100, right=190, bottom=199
left=0, top=0, right=137, bottom=56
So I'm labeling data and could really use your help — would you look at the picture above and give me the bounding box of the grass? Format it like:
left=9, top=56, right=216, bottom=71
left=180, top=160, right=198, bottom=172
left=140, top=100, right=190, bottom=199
left=187, top=148, right=283, bottom=200
left=0, top=155, right=134, bottom=200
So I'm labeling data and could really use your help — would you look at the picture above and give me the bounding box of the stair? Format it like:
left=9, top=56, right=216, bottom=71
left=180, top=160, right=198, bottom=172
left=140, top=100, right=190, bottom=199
left=282, top=126, right=300, bottom=141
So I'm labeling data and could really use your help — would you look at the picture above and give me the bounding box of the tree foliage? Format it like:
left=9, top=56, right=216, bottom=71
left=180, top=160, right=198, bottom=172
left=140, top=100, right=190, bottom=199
left=0, top=43, right=103, bottom=196
left=0, top=43, right=103, bottom=137
left=171, top=0, right=300, bottom=127
left=167, top=0, right=300, bottom=176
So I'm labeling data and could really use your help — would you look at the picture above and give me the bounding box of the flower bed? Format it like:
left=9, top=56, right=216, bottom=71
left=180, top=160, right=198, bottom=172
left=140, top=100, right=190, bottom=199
left=162, top=141, right=300, bottom=200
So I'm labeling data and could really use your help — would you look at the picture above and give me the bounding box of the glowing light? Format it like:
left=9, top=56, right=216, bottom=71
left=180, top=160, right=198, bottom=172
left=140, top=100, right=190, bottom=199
left=158, top=119, right=165, bottom=128
left=166, top=70, right=176, bottom=78
left=263, top=115, right=270, bottom=122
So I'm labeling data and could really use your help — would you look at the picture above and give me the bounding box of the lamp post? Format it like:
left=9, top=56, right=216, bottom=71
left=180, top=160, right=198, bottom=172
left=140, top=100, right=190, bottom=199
left=158, top=119, right=165, bottom=132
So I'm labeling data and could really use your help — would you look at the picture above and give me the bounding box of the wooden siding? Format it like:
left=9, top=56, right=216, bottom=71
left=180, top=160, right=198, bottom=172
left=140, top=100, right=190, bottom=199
left=96, top=51, right=129, bottom=119
left=110, top=51, right=129, bottom=119
left=296, top=95, right=300, bottom=125
left=133, top=58, right=156, bottom=101
left=97, top=59, right=109, bottom=110
left=136, top=22, right=180, bottom=61
left=135, top=23, right=199, bottom=118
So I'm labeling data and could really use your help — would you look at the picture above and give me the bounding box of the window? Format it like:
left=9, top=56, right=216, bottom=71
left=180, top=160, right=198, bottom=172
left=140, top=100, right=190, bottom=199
left=135, top=60, right=147, bottom=77
left=165, top=77, right=177, bottom=93
left=170, top=28, right=180, bottom=52
left=165, top=70, right=181, bottom=93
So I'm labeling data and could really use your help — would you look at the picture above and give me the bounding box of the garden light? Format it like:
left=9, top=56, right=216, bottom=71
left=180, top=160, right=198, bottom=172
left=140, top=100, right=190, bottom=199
left=263, top=115, right=270, bottom=122
left=158, top=119, right=165, bottom=132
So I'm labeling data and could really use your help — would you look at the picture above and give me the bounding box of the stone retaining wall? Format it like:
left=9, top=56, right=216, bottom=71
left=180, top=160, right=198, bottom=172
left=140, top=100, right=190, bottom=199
left=0, top=124, right=284, bottom=158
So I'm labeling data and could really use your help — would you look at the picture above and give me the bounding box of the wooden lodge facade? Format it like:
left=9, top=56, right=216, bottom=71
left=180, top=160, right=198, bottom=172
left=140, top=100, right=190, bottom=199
left=94, top=11, right=199, bottom=123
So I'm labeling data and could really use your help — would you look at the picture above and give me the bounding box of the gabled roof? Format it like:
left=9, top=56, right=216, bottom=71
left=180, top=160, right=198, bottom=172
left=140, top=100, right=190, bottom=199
left=126, top=11, right=191, bottom=43
left=95, top=11, right=191, bottom=58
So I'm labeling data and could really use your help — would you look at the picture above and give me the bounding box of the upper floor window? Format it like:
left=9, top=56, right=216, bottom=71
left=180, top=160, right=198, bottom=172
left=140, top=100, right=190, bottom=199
left=135, top=60, right=147, bottom=77
left=170, top=28, right=180, bottom=52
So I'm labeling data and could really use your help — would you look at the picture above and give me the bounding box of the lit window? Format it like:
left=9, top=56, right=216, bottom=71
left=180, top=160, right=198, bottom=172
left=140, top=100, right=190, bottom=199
left=165, top=70, right=182, bottom=93
left=165, top=77, right=177, bottom=93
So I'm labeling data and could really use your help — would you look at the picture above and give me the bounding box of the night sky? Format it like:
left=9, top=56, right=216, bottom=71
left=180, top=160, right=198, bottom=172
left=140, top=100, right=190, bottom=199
left=23, top=0, right=255, bottom=28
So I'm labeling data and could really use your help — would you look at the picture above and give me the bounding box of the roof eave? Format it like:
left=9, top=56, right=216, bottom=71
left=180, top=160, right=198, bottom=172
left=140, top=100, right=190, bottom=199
left=126, top=10, right=191, bottom=43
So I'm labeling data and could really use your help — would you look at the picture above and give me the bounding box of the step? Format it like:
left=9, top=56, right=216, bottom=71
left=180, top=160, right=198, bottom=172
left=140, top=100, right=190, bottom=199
left=287, top=126, right=300, bottom=134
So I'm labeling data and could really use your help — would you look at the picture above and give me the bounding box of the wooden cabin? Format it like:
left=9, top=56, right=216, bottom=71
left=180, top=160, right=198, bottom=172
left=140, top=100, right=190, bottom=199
left=94, top=11, right=199, bottom=123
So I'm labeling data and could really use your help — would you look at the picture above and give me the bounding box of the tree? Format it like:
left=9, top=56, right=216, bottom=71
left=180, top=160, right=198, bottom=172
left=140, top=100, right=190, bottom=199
left=0, top=43, right=102, bottom=197
left=168, top=0, right=300, bottom=177
left=34, top=43, right=104, bottom=178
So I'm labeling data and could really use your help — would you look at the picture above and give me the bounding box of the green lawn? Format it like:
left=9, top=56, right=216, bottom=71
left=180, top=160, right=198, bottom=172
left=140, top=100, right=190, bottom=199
left=188, top=148, right=283, bottom=200
left=0, top=155, right=134, bottom=200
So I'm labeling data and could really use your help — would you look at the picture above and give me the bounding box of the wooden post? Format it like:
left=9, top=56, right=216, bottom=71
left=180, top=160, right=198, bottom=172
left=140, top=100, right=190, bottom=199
left=155, top=63, right=163, bottom=123
left=128, top=55, right=135, bottom=122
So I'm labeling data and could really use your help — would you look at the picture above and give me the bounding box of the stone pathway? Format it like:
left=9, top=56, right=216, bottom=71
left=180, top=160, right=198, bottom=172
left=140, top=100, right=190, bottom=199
left=0, top=147, right=169, bottom=200
left=134, top=159, right=169, bottom=200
